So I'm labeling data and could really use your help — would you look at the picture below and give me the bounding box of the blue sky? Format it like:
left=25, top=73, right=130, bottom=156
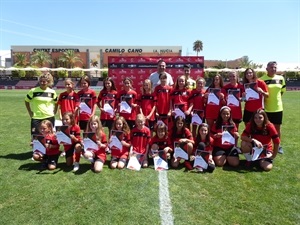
left=0, top=0, right=299, bottom=64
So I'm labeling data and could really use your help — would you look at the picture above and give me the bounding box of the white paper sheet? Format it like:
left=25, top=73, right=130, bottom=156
left=120, top=101, right=132, bottom=113
left=193, top=156, right=208, bottom=169
left=153, top=155, right=169, bottom=170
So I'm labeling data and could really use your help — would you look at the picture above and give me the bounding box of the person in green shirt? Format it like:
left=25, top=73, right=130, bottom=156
left=25, top=73, right=58, bottom=137
left=260, top=61, right=286, bottom=153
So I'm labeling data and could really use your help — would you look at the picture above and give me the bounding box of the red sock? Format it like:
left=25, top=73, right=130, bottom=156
left=74, top=152, right=81, bottom=162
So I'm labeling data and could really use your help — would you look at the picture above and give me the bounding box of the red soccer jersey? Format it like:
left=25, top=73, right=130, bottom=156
left=111, top=132, right=130, bottom=159
left=205, top=88, right=226, bottom=120
left=170, top=88, right=192, bottom=112
left=130, top=126, right=151, bottom=155
left=242, top=122, right=280, bottom=151
left=189, top=89, right=206, bottom=111
left=194, top=136, right=214, bottom=161
left=154, top=84, right=173, bottom=115
left=138, top=93, right=157, bottom=121
left=45, top=134, right=60, bottom=156
left=244, top=79, right=268, bottom=112
left=170, top=128, right=193, bottom=143
left=63, top=124, right=81, bottom=152
left=222, top=83, right=244, bottom=120
left=97, top=89, right=118, bottom=120
left=57, top=91, right=80, bottom=115
left=149, top=135, right=172, bottom=160
left=117, top=89, right=138, bottom=121
left=77, top=88, right=97, bottom=121
left=149, top=135, right=172, bottom=150
left=211, top=122, right=238, bottom=150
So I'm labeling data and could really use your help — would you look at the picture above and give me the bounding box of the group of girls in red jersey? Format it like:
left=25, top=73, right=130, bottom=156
left=32, top=67, right=279, bottom=172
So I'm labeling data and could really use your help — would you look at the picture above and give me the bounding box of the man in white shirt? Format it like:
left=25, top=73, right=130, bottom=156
left=149, top=59, right=174, bottom=90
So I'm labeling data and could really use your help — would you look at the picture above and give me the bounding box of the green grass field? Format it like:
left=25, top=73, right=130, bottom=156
left=0, top=90, right=299, bottom=225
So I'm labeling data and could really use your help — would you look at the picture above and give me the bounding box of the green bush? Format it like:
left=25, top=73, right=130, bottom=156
left=256, top=71, right=267, bottom=78
left=102, top=70, right=108, bottom=79
left=57, top=70, right=68, bottom=78
left=71, top=70, right=84, bottom=78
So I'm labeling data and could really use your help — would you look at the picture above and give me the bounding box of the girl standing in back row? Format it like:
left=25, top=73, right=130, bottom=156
left=97, top=77, right=118, bottom=135
left=77, top=76, right=97, bottom=131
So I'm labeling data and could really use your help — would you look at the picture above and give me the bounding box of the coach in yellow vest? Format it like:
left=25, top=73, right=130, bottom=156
left=260, top=61, right=286, bottom=154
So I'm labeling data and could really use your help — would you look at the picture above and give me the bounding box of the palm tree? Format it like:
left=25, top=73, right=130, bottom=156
left=238, top=56, right=252, bottom=68
left=13, top=53, right=29, bottom=67
left=31, top=51, right=52, bottom=67
left=193, top=40, right=203, bottom=56
left=90, top=59, right=98, bottom=67
left=59, top=50, right=83, bottom=68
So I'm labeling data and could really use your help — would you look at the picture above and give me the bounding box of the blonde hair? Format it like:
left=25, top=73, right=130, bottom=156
left=142, top=79, right=153, bottom=94
left=65, top=78, right=74, bottom=85
left=136, top=114, right=145, bottom=122
left=39, top=120, right=54, bottom=134
left=39, top=72, right=54, bottom=88
left=86, top=115, right=103, bottom=140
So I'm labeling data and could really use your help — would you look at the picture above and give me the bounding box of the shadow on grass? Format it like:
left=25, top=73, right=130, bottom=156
left=222, top=159, right=264, bottom=173
left=0, top=151, right=32, bottom=161
left=18, top=162, right=93, bottom=175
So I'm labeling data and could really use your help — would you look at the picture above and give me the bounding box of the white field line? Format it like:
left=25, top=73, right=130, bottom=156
left=159, top=170, right=174, bottom=225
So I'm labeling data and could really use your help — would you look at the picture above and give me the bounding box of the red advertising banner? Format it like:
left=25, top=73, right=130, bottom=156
left=108, top=56, right=204, bottom=91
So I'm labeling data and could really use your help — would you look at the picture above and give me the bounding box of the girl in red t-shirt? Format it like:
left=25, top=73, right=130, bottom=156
left=153, top=72, right=173, bottom=127
left=222, top=71, right=244, bottom=131
left=189, top=77, right=206, bottom=138
left=192, top=123, right=215, bottom=172
left=149, top=123, right=173, bottom=166
left=240, top=109, right=280, bottom=171
left=117, top=77, right=138, bottom=129
left=211, top=106, right=240, bottom=167
left=97, top=77, right=118, bottom=134
left=32, top=120, right=60, bottom=170
left=57, top=78, right=80, bottom=121
left=170, top=75, right=193, bottom=128
left=170, top=116, right=194, bottom=170
left=204, top=74, right=226, bottom=129
left=61, top=112, right=82, bottom=172
left=83, top=116, right=107, bottom=173
left=77, top=76, right=97, bottom=131
left=138, top=79, right=156, bottom=134
left=109, top=116, right=131, bottom=169
left=241, top=68, right=269, bottom=126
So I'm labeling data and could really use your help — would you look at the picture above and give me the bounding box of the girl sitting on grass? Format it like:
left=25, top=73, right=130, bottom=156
left=61, top=112, right=82, bottom=172
left=210, top=106, right=240, bottom=167
left=32, top=120, right=60, bottom=170
left=83, top=116, right=107, bottom=173
left=109, top=116, right=131, bottom=169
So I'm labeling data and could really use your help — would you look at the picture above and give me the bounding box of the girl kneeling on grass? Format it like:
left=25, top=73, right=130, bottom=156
left=83, top=116, right=107, bottom=173
left=240, top=109, right=280, bottom=171
left=33, top=120, right=60, bottom=170
left=61, top=112, right=82, bottom=172
left=211, top=106, right=240, bottom=167
left=191, top=123, right=215, bottom=173
left=170, top=116, right=194, bottom=170
left=109, top=116, right=131, bottom=169
left=130, top=114, right=151, bottom=168
left=149, top=123, right=173, bottom=167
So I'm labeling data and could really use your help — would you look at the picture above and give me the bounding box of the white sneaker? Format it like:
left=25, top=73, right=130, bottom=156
left=73, top=162, right=80, bottom=171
